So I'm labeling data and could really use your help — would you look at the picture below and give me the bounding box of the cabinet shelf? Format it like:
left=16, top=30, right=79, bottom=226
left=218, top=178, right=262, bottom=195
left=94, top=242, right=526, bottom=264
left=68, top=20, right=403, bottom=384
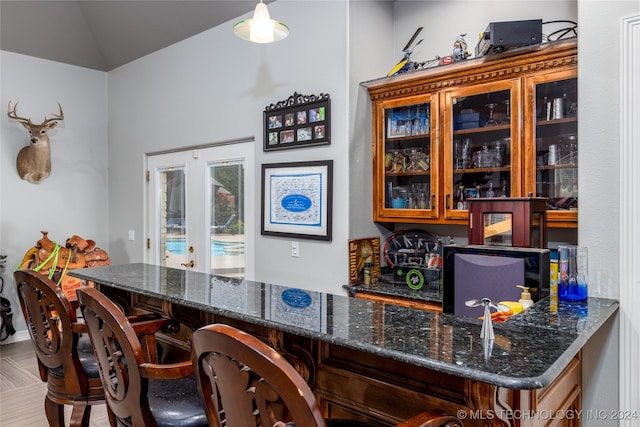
left=454, top=166, right=510, bottom=174
left=453, top=124, right=510, bottom=135
left=536, top=117, right=577, bottom=127
left=537, top=164, right=577, bottom=171
left=385, top=134, right=430, bottom=143
left=386, top=171, right=431, bottom=177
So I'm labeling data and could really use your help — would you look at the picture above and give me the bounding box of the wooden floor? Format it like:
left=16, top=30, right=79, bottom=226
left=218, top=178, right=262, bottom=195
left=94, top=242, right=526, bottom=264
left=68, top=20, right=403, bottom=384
left=0, top=340, right=109, bottom=427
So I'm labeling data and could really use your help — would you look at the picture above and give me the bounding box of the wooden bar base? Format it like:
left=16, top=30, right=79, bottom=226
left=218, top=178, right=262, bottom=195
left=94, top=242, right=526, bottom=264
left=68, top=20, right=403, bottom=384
left=102, top=285, right=581, bottom=427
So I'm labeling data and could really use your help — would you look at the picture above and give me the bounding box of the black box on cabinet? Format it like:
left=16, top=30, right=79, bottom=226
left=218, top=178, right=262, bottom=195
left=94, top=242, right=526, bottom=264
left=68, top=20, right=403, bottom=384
left=475, top=19, right=543, bottom=57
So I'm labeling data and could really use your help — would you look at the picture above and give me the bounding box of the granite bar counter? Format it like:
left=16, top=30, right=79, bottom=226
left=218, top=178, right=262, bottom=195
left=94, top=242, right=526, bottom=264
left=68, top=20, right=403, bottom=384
left=345, top=279, right=443, bottom=311
left=70, top=263, right=618, bottom=426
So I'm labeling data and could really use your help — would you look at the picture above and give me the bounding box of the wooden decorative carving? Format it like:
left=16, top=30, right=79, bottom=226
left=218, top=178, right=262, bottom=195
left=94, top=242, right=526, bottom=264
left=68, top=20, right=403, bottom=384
left=464, top=380, right=514, bottom=426
left=268, top=329, right=315, bottom=386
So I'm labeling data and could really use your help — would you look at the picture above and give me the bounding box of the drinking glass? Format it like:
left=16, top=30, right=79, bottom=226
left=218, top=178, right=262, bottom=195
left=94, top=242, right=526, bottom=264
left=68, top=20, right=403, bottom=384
left=501, top=100, right=511, bottom=125
left=485, top=103, right=499, bottom=127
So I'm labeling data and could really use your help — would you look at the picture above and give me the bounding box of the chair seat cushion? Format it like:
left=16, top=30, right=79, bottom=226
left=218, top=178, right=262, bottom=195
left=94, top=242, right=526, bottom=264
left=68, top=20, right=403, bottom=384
left=76, top=333, right=101, bottom=378
left=148, top=375, right=208, bottom=427
left=48, top=333, right=100, bottom=379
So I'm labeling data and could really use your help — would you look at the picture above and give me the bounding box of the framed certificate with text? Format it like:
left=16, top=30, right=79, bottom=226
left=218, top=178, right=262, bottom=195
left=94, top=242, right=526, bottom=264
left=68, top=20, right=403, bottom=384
left=261, top=160, right=333, bottom=241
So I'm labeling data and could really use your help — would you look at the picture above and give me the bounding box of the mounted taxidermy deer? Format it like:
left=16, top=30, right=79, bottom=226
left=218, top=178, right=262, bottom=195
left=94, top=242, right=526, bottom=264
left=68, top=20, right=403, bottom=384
left=7, top=101, right=64, bottom=184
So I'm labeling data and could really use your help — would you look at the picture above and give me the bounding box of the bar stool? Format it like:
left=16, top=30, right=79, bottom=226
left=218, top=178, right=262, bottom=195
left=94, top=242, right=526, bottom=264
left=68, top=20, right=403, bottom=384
left=13, top=269, right=105, bottom=427
left=77, top=286, right=208, bottom=427
left=192, top=323, right=463, bottom=427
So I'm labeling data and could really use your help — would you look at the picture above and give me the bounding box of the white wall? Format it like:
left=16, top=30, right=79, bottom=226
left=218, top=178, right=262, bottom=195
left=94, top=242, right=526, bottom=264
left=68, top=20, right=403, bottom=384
left=0, top=51, right=109, bottom=341
left=579, top=1, right=639, bottom=424
left=107, top=1, right=350, bottom=294
left=349, top=1, right=398, bottom=242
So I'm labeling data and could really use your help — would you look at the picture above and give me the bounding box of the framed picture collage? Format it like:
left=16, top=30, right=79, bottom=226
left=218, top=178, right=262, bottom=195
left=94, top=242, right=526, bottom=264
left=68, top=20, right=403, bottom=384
left=263, top=92, right=330, bottom=151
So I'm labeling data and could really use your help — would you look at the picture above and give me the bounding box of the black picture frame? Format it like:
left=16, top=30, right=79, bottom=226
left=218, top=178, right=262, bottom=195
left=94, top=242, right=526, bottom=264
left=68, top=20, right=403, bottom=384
left=264, top=92, right=331, bottom=151
left=261, top=160, right=333, bottom=241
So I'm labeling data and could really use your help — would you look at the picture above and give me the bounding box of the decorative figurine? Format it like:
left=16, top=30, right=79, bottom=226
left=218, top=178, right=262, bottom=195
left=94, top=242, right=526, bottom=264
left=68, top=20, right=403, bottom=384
left=387, top=27, right=424, bottom=77
left=452, top=34, right=470, bottom=62
left=465, top=298, right=509, bottom=340
left=386, top=30, right=471, bottom=76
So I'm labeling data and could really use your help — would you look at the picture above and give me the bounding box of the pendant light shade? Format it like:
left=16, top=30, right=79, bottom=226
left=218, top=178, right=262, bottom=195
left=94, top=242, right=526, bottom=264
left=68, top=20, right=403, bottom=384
left=233, top=1, right=289, bottom=43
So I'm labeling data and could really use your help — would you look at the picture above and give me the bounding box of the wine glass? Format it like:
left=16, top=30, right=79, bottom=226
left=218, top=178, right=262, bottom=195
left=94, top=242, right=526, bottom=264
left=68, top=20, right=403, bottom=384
left=485, top=103, right=499, bottom=127
left=501, top=100, right=510, bottom=125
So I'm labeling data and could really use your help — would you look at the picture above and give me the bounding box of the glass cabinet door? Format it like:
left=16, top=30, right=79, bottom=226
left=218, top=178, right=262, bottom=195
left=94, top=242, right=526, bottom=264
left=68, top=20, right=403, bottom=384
left=444, top=80, right=520, bottom=220
left=524, top=71, right=578, bottom=226
left=374, top=94, right=438, bottom=222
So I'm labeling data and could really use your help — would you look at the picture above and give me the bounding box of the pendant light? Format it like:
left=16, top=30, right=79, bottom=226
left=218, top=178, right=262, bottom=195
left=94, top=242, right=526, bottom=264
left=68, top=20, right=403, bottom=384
left=233, top=1, right=289, bottom=44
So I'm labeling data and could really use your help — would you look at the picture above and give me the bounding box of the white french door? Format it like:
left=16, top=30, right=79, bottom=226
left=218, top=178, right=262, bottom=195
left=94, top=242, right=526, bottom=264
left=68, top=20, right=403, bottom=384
left=146, top=141, right=254, bottom=279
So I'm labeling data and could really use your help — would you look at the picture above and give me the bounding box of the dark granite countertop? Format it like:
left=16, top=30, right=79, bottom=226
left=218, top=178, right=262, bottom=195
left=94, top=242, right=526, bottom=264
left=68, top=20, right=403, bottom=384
left=346, top=278, right=442, bottom=304
left=69, top=263, right=618, bottom=390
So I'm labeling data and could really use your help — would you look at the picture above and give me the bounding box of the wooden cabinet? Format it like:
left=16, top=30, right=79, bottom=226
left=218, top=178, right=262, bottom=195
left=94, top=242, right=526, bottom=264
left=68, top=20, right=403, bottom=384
left=467, top=197, right=548, bottom=248
left=371, top=93, right=440, bottom=222
left=365, top=39, right=578, bottom=228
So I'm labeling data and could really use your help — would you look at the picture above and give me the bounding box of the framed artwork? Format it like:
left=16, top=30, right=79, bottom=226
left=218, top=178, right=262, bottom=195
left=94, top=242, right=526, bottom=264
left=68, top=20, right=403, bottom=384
left=261, top=160, right=333, bottom=241
left=264, top=92, right=330, bottom=151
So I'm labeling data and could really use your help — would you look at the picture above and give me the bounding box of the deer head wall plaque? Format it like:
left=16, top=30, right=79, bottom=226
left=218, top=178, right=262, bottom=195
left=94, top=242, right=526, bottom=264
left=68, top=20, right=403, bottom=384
left=7, top=101, right=64, bottom=184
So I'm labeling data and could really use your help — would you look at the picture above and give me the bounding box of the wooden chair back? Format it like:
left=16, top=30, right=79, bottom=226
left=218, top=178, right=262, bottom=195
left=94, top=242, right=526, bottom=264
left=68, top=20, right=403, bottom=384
left=77, top=285, right=157, bottom=426
left=13, top=269, right=104, bottom=426
left=192, top=324, right=465, bottom=427
left=77, top=286, right=208, bottom=427
left=192, top=323, right=327, bottom=427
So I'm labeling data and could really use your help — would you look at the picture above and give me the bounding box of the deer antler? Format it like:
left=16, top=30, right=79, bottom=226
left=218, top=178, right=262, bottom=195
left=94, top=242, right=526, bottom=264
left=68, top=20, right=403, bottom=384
left=7, top=101, right=64, bottom=127
left=41, top=102, right=64, bottom=127
left=7, top=101, right=33, bottom=126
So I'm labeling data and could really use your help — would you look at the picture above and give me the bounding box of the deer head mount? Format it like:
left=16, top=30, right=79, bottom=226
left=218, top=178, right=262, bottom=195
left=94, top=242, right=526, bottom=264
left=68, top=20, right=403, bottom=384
left=7, top=101, right=64, bottom=184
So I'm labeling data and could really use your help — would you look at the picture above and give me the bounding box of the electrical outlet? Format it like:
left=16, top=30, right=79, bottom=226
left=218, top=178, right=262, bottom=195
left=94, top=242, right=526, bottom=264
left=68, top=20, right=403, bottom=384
left=291, top=241, right=299, bottom=257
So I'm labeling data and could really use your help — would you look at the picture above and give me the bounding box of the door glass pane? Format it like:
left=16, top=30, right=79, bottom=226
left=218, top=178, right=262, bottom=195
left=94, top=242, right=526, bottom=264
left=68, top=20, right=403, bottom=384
left=483, top=212, right=513, bottom=246
left=210, top=161, right=245, bottom=278
left=383, top=102, right=432, bottom=210
left=159, top=168, right=186, bottom=269
left=452, top=89, right=511, bottom=209
left=534, top=78, right=578, bottom=210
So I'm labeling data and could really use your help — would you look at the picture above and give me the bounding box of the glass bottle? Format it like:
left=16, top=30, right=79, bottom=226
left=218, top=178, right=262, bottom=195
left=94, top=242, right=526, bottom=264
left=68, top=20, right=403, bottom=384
left=494, top=140, right=504, bottom=167
left=500, top=180, right=508, bottom=197
left=486, top=182, right=495, bottom=198
left=456, top=185, right=465, bottom=210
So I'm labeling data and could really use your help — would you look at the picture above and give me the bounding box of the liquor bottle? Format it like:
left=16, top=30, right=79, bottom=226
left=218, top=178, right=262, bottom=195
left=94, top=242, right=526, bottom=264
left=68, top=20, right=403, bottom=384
left=456, top=185, right=465, bottom=210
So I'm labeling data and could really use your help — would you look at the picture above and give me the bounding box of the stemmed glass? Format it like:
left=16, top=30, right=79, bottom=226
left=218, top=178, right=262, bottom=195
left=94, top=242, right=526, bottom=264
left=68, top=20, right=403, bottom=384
left=485, top=103, right=499, bottom=127
left=501, top=100, right=510, bottom=125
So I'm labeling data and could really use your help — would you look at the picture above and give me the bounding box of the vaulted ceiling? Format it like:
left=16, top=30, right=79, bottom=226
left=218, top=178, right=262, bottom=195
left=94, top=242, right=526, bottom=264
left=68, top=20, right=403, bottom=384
left=0, top=1, right=273, bottom=71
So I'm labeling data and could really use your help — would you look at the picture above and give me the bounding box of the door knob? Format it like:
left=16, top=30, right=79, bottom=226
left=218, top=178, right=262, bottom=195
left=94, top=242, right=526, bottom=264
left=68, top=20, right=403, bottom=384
left=181, top=260, right=195, bottom=268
